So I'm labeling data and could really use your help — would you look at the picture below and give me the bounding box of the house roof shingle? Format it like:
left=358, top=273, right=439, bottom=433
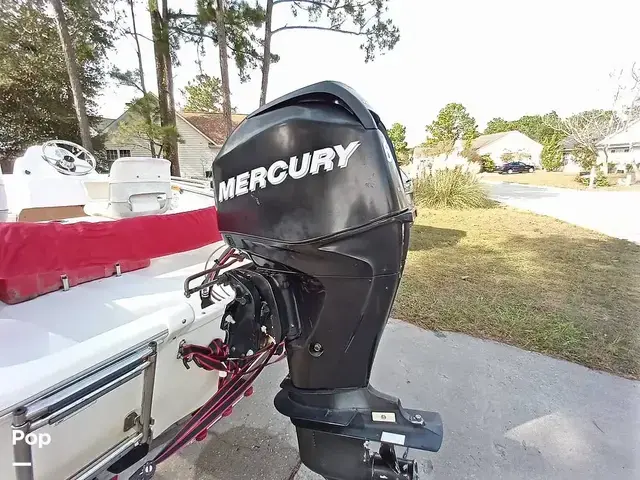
left=597, top=117, right=640, bottom=146
left=180, top=112, right=247, bottom=145
left=96, top=117, right=116, bottom=132
left=99, top=92, right=247, bottom=146
left=471, top=132, right=511, bottom=150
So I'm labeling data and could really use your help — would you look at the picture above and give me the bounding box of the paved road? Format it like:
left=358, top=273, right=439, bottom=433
left=157, top=319, right=640, bottom=480
left=484, top=181, right=640, bottom=244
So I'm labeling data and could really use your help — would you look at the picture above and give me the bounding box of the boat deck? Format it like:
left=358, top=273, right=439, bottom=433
left=0, top=241, right=232, bottom=414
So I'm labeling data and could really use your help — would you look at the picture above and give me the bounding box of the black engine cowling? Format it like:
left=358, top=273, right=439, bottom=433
left=212, top=81, right=442, bottom=480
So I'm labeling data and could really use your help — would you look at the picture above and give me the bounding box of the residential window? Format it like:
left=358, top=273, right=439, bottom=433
left=205, top=170, right=213, bottom=178
left=119, top=149, right=132, bottom=158
left=106, top=150, right=118, bottom=161
left=610, top=147, right=630, bottom=153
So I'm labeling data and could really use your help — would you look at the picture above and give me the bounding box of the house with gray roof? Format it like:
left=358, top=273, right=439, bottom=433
left=98, top=102, right=246, bottom=179
left=408, top=130, right=542, bottom=177
left=466, top=131, right=542, bottom=167
left=560, top=119, right=640, bottom=174
left=597, top=118, right=640, bottom=172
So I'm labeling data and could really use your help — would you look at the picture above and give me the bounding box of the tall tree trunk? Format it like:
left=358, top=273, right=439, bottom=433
left=216, top=0, right=233, bottom=136
left=149, top=0, right=180, bottom=175
left=129, top=0, right=156, bottom=157
left=149, top=2, right=169, bottom=156
left=259, top=0, right=274, bottom=107
left=162, top=0, right=178, bottom=169
left=51, top=0, right=93, bottom=153
left=130, top=0, right=146, bottom=94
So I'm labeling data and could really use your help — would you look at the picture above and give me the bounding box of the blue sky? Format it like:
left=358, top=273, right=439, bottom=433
left=98, top=0, right=640, bottom=146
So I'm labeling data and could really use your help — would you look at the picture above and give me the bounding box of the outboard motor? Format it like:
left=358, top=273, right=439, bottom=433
left=212, top=81, right=443, bottom=479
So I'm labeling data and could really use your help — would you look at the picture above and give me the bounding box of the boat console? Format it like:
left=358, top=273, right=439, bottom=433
left=4, top=141, right=102, bottom=222
left=2, top=141, right=193, bottom=222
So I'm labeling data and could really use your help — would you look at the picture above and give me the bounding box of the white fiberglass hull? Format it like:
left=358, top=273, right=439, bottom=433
left=0, top=243, right=235, bottom=480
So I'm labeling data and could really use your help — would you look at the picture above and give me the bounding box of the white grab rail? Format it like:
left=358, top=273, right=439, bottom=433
left=170, top=176, right=210, bottom=188
left=10, top=335, right=162, bottom=480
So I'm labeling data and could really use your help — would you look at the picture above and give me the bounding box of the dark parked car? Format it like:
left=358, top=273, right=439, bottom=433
left=499, top=161, right=536, bottom=174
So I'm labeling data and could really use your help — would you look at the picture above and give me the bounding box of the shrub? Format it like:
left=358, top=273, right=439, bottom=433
left=515, top=150, right=531, bottom=161
left=94, top=151, right=110, bottom=174
left=575, top=171, right=610, bottom=187
left=461, top=148, right=495, bottom=172
left=480, top=154, right=495, bottom=172
left=573, top=145, right=598, bottom=171
left=596, top=172, right=611, bottom=187
left=414, top=168, right=491, bottom=209
left=394, top=149, right=410, bottom=166
left=500, top=152, right=514, bottom=163
left=540, top=137, right=563, bottom=171
left=461, top=147, right=481, bottom=163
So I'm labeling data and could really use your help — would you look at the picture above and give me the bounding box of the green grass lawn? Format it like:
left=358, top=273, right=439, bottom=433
left=393, top=206, right=640, bottom=379
left=482, top=171, right=640, bottom=190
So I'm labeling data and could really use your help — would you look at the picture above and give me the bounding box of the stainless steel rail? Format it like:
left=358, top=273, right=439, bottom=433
left=173, top=184, right=217, bottom=199
left=67, top=433, right=144, bottom=480
left=170, top=176, right=210, bottom=187
left=30, top=361, right=150, bottom=431
left=0, top=329, right=167, bottom=420
left=11, top=339, right=160, bottom=480
left=11, top=408, right=32, bottom=480
left=26, top=346, right=154, bottom=423
left=170, top=176, right=216, bottom=199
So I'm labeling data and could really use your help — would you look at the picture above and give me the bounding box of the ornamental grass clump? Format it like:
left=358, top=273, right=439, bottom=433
left=414, top=167, right=490, bottom=209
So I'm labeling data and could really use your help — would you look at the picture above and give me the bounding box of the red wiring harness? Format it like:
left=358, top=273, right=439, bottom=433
left=136, top=246, right=287, bottom=475
left=151, top=341, right=284, bottom=466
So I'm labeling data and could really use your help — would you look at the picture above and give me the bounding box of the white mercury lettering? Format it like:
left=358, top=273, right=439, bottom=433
left=249, top=167, right=268, bottom=191
left=217, top=141, right=362, bottom=203
left=267, top=160, right=288, bottom=185
left=335, top=141, right=361, bottom=167
left=218, top=177, right=236, bottom=203
left=235, top=171, right=250, bottom=196
left=289, top=152, right=311, bottom=179
left=310, top=148, right=335, bottom=175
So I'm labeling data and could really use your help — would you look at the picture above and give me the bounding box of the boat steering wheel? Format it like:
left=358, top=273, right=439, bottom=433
left=41, top=140, right=97, bottom=176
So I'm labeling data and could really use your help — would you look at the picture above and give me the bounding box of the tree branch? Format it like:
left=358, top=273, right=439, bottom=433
left=273, top=0, right=375, bottom=10
left=170, top=25, right=264, bottom=60
left=132, top=83, right=146, bottom=96
left=227, top=42, right=262, bottom=60
left=360, top=12, right=376, bottom=30
left=123, top=28, right=153, bottom=42
left=169, top=12, right=200, bottom=19
left=171, top=25, right=217, bottom=42
left=272, top=24, right=362, bottom=35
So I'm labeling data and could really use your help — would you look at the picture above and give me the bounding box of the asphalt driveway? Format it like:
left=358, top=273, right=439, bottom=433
left=156, top=319, right=640, bottom=480
left=484, top=181, right=640, bottom=244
